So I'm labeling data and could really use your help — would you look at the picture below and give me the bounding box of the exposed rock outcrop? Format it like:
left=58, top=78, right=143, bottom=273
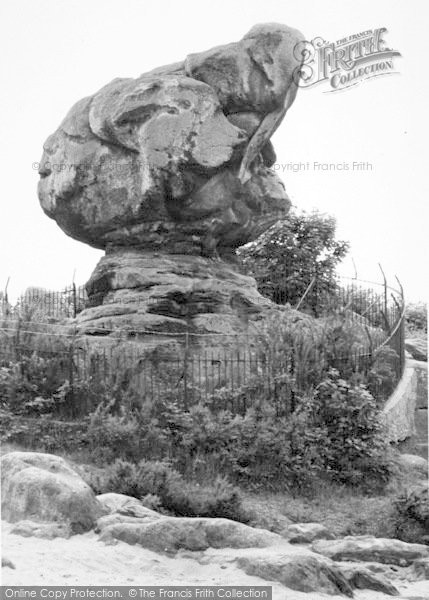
left=405, top=339, right=427, bottom=362
left=412, top=557, right=429, bottom=579
left=312, top=536, right=429, bottom=566
left=96, top=493, right=161, bottom=518
left=397, top=454, right=428, bottom=478
left=1, top=452, right=104, bottom=534
left=284, top=522, right=335, bottom=544
left=337, top=563, right=399, bottom=595
left=236, top=554, right=353, bottom=596
left=98, top=516, right=280, bottom=553
left=10, top=520, right=72, bottom=539
left=1, top=557, right=16, bottom=570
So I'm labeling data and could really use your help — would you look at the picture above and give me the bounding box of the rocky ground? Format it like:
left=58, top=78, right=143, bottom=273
left=2, top=452, right=429, bottom=599
left=2, top=520, right=429, bottom=599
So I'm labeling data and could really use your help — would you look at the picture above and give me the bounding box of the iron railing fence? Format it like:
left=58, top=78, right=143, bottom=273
left=0, top=273, right=403, bottom=331
left=0, top=272, right=405, bottom=419
left=0, top=284, right=88, bottom=320
left=0, top=340, right=397, bottom=420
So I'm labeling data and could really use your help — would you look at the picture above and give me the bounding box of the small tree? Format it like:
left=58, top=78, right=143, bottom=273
left=238, top=209, right=349, bottom=314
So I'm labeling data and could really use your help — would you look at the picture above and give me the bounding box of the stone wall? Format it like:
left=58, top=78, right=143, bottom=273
left=383, top=359, right=427, bottom=447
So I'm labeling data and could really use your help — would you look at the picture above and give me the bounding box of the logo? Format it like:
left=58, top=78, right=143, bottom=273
left=293, top=28, right=401, bottom=92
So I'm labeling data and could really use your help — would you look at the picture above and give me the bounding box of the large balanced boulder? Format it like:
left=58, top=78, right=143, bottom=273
left=1, top=452, right=104, bottom=534
left=38, top=24, right=303, bottom=253
left=236, top=554, right=353, bottom=596
left=37, top=24, right=304, bottom=342
left=312, top=536, right=429, bottom=566
left=98, top=516, right=280, bottom=553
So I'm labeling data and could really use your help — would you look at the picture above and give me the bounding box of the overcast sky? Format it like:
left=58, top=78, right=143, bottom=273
left=1, top=0, right=427, bottom=301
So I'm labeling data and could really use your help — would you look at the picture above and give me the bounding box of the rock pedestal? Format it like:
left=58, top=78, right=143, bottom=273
left=79, top=251, right=273, bottom=338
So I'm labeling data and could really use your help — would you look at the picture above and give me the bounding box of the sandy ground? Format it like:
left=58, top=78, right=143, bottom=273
left=1, top=522, right=428, bottom=599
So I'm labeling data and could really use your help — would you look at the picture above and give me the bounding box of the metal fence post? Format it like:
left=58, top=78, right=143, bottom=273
left=72, top=282, right=77, bottom=318
left=379, top=263, right=388, bottom=328
left=395, top=275, right=406, bottom=377
left=183, top=332, right=189, bottom=410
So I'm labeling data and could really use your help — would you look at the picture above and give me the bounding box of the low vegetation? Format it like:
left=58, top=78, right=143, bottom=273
left=1, top=214, right=425, bottom=543
left=405, top=302, right=427, bottom=336
left=238, top=209, right=349, bottom=313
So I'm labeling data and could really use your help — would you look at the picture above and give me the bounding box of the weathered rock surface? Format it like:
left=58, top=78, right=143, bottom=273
left=38, top=24, right=302, bottom=252
left=10, top=520, right=71, bottom=539
left=1, top=452, right=104, bottom=534
left=284, top=522, right=335, bottom=544
left=94, top=494, right=163, bottom=533
left=96, top=493, right=161, bottom=519
left=312, top=536, right=429, bottom=566
left=236, top=554, right=353, bottom=596
left=397, top=454, right=428, bottom=477
left=246, top=509, right=292, bottom=535
left=405, top=339, right=428, bottom=362
left=99, top=516, right=280, bottom=553
left=412, top=557, right=429, bottom=579
left=78, top=250, right=274, bottom=338
left=337, top=563, right=399, bottom=595
left=1, top=557, right=16, bottom=569
left=95, top=513, right=161, bottom=533
left=37, top=24, right=304, bottom=340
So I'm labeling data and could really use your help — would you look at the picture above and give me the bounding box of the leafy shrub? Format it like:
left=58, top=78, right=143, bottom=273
left=0, top=409, right=87, bottom=451
left=74, top=363, right=394, bottom=494
left=140, top=494, right=163, bottom=511
left=366, top=347, right=399, bottom=402
left=394, top=485, right=429, bottom=528
left=312, top=369, right=393, bottom=489
left=392, top=485, right=429, bottom=543
left=225, top=405, right=328, bottom=492
left=0, top=355, right=69, bottom=415
left=405, top=303, right=427, bottom=333
left=97, top=458, right=247, bottom=521
left=238, top=209, right=349, bottom=313
left=86, top=405, right=142, bottom=462
left=168, top=475, right=245, bottom=521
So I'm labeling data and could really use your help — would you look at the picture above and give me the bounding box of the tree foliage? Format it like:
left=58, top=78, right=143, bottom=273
left=238, top=209, right=349, bottom=313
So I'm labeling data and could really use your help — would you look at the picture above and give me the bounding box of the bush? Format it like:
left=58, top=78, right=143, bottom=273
left=86, top=406, right=142, bottom=462
left=81, top=365, right=394, bottom=494
left=207, top=405, right=327, bottom=492
left=394, top=485, right=429, bottom=528
left=85, top=400, right=172, bottom=463
left=0, top=409, right=87, bottom=452
left=366, top=347, right=399, bottom=403
left=405, top=303, right=427, bottom=333
left=312, top=369, right=394, bottom=489
left=392, top=485, right=429, bottom=543
left=0, top=355, right=70, bottom=416
left=238, top=209, right=349, bottom=313
left=97, top=458, right=247, bottom=521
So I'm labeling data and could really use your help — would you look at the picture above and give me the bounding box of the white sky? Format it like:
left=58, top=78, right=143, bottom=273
left=0, top=0, right=428, bottom=302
